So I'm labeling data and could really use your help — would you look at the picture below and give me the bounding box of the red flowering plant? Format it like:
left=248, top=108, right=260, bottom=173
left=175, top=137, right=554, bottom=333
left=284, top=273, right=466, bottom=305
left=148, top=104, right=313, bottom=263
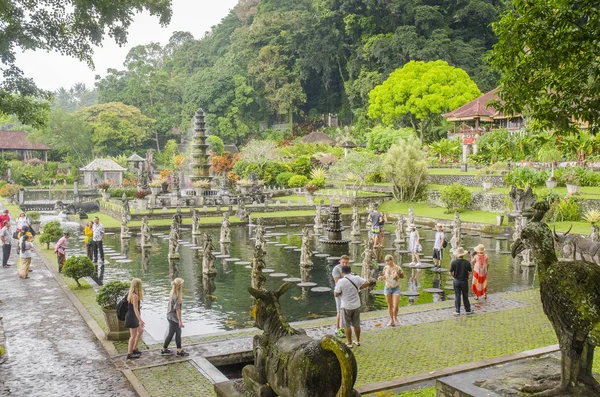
left=134, top=190, right=150, bottom=199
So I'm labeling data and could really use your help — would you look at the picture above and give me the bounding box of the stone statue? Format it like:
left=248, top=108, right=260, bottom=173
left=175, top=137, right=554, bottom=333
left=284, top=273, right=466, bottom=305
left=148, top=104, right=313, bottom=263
left=591, top=223, right=599, bottom=243
left=254, top=218, right=265, bottom=250
left=350, top=206, right=361, bottom=240
left=553, top=226, right=600, bottom=265
left=361, top=238, right=376, bottom=282
left=394, top=215, right=405, bottom=247
left=300, top=227, right=313, bottom=268
left=450, top=211, right=462, bottom=254
left=145, top=150, right=155, bottom=179
left=512, top=201, right=600, bottom=396
left=509, top=185, right=537, bottom=215
left=168, top=215, right=180, bottom=260
left=202, top=233, right=216, bottom=275
left=220, top=212, right=231, bottom=244
left=251, top=234, right=267, bottom=291
left=175, top=205, right=183, bottom=226
left=121, top=199, right=131, bottom=238
left=244, top=283, right=361, bottom=397
left=237, top=200, right=248, bottom=222
left=174, top=174, right=181, bottom=198
left=313, top=202, right=323, bottom=231
left=140, top=217, right=151, bottom=248
left=140, top=169, right=149, bottom=190
left=408, top=207, right=415, bottom=228
left=192, top=209, right=201, bottom=235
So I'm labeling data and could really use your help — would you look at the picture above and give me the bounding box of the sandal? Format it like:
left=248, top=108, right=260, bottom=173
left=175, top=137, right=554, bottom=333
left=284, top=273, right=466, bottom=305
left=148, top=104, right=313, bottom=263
left=345, top=343, right=353, bottom=348
left=161, top=349, right=172, bottom=355
left=127, top=353, right=141, bottom=359
left=353, top=341, right=361, bottom=346
left=133, top=349, right=142, bottom=355
left=176, top=350, right=189, bottom=357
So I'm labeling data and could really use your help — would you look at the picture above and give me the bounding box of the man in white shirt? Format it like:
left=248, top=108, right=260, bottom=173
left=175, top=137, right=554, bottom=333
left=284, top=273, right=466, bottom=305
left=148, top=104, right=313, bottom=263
left=1, top=220, right=12, bottom=268
left=433, top=223, right=446, bottom=268
left=334, top=266, right=370, bottom=348
left=92, top=217, right=105, bottom=265
left=332, top=255, right=349, bottom=337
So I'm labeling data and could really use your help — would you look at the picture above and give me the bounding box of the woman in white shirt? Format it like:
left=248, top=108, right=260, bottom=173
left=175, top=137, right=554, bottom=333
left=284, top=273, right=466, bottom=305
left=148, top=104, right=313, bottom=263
left=16, top=212, right=30, bottom=234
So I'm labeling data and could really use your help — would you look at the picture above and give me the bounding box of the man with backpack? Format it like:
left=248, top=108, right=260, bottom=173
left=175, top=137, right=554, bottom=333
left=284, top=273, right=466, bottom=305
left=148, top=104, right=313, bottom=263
left=433, top=223, right=446, bottom=268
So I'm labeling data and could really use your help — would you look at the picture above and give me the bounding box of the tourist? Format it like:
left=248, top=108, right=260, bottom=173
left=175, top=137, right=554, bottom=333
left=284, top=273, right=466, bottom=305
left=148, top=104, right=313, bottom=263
left=37, top=179, right=42, bottom=188
left=332, top=255, right=350, bottom=337
left=471, top=244, right=489, bottom=300
left=54, top=232, right=69, bottom=273
left=92, top=216, right=105, bottom=265
left=18, top=232, right=34, bottom=278
left=368, top=205, right=383, bottom=248
left=0, top=209, right=10, bottom=228
left=378, top=254, right=403, bottom=326
left=63, top=179, right=67, bottom=189
left=16, top=212, right=31, bottom=235
left=408, top=224, right=421, bottom=266
left=161, top=278, right=189, bottom=356
left=52, top=178, right=57, bottom=187
left=433, top=223, right=446, bottom=268
left=84, top=221, right=93, bottom=260
left=450, top=247, right=472, bottom=315
left=126, top=278, right=145, bottom=359
left=334, top=266, right=370, bottom=348
left=377, top=212, right=388, bottom=248
left=1, top=220, right=12, bottom=268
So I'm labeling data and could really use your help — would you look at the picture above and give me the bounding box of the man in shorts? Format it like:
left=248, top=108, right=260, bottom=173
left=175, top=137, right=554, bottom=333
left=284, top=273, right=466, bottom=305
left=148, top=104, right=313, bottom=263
left=332, top=255, right=350, bottom=337
left=368, top=205, right=382, bottom=249
left=433, top=223, right=446, bottom=268
left=334, top=266, right=370, bottom=348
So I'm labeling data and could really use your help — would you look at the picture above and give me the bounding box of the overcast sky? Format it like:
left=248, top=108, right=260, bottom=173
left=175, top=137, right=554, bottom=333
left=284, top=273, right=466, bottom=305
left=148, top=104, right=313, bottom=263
left=14, top=0, right=239, bottom=91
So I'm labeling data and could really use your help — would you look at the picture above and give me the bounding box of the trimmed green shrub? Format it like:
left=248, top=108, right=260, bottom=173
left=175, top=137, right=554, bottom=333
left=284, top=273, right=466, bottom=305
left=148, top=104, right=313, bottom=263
left=289, top=156, right=313, bottom=177
left=62, top=256, right=96, bottom=287
left=39, top=221, right=63, bottom=249
left=109, top=188, right=136, bottom=198
left=440, top=184, right=473, bottom=213
left=288, top=175, right=309, bottom=188
left=308, top=177, right=326, bottom=188
left=276, top=172, right=295, bottom=187
left=96, top=280, right=130, bottom=308
left=504, top=167, right=548, bottom=188
left=27, top=211, right=41, bottom=222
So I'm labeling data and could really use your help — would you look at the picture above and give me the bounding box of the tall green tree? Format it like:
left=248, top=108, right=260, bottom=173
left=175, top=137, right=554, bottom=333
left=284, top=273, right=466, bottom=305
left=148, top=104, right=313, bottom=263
left=368, top=60, right=481, bottom=142
left=487, top=0, right=600, bottom=134
left=0, top=0, right=172, bottom=128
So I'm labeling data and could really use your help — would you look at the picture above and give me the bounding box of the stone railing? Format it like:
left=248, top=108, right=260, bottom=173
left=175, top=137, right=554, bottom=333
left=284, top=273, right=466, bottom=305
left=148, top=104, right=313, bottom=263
left=427, top=174, right=505, bottom=187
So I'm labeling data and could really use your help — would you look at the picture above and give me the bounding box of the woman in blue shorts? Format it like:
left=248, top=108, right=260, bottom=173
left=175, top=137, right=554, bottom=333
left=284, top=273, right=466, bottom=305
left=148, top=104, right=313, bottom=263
left=378, top=254, right=404, bottom=326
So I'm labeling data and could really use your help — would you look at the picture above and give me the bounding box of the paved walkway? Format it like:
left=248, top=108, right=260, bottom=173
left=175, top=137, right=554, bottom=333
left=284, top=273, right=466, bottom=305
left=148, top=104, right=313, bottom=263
left=0, top=244, right=135, bottom=397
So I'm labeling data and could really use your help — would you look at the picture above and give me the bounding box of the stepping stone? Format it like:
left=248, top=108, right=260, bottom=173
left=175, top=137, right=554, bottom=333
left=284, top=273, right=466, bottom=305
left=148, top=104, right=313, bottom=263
left=262, top=268, right=275, bottom=273
left=269, top=273, right=288, bottom=277
left=499, top=250, right=512, bottom=254
left=284, top=246, right=296, bottom=249
left=271, top=233, right=286, bottom=236
left=282, top=277, right=302, bottom=282
left=213, top=252, right=221, bottom=255
left=224, top=258, right=240, bottom=262
left=430, top=267, right=449, bottom=273
left=481, top=235, right=493, bottom=239
left=115, top=259, right=132, bottom=263
left=191, top=247, right=203, bottom=250
left=289, top=224, right=300, bottom=227
left=297, top=282, right=317, bottom=287
left=105, top=232, right=115, bottom=236
left=266, top=241, right=277, bottom=245
left=423, top=288, right=444, bottom=294
left=236, top=261, right=251, bottom=265
left=109, top=255, right=127, bottom=259
left=311, top=287, right=331, bottom=292
left=383, top=248, right=396, bottom=252
left=496, top=237, right=508, bottom=240
left=245, top=265, right=252, bottom=269
left=415, top=263, right=434, bottom=269
left=275, top=243, right=287, bottom=247
left=314, top=254, right=330, bottom=257
left=370, top=290, right=386, bottom=295
left=215, top=254, right=230, bottom=258
left=400, top=291, right=420, bottom=297
left=293, top=249, right=302, bottom=252
left=397, top=250, right=411, bottom=254
left=403, top=263, right=417, bottom=268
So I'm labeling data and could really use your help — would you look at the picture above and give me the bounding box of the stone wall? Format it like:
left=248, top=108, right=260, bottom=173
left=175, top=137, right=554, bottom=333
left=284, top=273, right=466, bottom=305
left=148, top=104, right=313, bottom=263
left=428, top=190, right=508, bottom=214
left=427, top=174, right=505, bottom=187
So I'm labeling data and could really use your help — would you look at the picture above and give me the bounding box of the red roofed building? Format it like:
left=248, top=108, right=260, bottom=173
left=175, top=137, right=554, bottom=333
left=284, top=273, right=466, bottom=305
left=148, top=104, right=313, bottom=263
left=0, top=131, right=52, bottom=161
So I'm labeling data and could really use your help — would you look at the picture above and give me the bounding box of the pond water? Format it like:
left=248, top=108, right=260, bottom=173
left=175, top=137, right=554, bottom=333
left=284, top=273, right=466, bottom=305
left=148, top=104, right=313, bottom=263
left=62, top=218, right=535, bottom=340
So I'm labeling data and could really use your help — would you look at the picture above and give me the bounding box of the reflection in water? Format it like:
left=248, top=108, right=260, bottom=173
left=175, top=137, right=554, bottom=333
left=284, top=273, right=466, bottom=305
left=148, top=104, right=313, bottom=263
left=201, top=275, right=216, bottom=309
left=120, top=238, right=130, bottom=256
left=169, top=258, right=179, bottom=281
left=142, top=248, right=150, bottom=274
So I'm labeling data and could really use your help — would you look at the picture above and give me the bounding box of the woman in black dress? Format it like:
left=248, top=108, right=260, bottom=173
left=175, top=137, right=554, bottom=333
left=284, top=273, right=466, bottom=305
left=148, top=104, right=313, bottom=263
left=125, top=278, right=145, bottom=359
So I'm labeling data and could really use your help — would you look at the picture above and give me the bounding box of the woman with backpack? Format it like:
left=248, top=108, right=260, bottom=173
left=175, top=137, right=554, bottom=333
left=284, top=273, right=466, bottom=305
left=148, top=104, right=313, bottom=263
left=125, top=278, right=145, bottom=359
left=161, top=278, right=189, bottom=356
left=18, top=232, right=33, bottom=278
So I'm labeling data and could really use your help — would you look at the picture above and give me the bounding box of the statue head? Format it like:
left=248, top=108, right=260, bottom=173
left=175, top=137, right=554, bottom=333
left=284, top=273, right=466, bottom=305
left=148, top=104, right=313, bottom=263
left=248, top=283, right=295, bottom=334
left=512, top=220, right=557, bottom=266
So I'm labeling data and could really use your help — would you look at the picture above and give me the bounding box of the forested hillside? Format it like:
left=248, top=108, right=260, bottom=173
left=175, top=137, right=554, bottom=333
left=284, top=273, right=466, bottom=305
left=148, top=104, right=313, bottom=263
left=94, top=0, right=507, bottom=146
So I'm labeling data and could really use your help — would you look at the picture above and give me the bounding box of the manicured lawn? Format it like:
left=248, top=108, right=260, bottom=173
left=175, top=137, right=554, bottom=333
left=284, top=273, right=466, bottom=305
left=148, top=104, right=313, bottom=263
left=378, top=201, right=500, bottom=225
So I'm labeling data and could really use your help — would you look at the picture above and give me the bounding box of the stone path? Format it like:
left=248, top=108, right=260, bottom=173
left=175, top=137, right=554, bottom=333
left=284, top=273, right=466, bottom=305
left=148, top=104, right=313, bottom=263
left=0, top=245, right=135, bottom=397
left=111, top=293, right=528, bottom=370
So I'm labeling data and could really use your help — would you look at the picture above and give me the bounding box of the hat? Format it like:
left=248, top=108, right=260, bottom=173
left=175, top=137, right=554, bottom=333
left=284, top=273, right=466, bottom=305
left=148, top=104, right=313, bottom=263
left=3, top=209, right=7, bottom=213
left=454, top=247, right=466, bottom=257
left=435, top=223, right=443, bottom=228
left=409, top=224, right=416, bottom=228
left=474, top=244, right=485, bottom=253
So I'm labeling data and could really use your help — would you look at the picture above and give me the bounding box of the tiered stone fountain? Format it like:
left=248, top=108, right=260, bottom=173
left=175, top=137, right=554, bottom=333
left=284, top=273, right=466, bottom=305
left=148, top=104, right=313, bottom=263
left=190, top=108, right=212, bottom=205
left=320, top=205, right=349, bottom=244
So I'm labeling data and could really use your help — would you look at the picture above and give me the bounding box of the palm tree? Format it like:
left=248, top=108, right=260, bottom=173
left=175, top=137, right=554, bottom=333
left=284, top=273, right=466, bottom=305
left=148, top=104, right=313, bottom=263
left=537, top=145, right=562, bottom=178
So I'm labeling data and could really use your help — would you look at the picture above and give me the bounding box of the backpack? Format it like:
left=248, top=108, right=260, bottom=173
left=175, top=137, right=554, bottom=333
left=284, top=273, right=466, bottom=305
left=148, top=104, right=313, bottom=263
left=442, top=239, right=448, bottom=249
left=116, top=295, right=129, bottom=321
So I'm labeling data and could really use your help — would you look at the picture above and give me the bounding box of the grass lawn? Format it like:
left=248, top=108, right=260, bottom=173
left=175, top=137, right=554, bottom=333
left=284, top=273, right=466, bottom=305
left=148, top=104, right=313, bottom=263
left=379, top=201, right=500, bottom=225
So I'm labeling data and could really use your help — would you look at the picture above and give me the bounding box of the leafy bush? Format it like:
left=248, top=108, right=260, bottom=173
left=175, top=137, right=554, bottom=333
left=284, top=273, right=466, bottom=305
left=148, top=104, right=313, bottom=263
left=308, top=177, right=326, bottom=188
left=62, top=256, right=96, bottom=287
left=27, top=212, right=40, bottom=222
left=366, top=125, right=416, bottom=152
left=289, top=156, right=313, bottom=177
left=109, top=188, right=135, bottom=198
left=39, top=221, right=63, bottom=249
left=0, top=184, right=22, bottom=198
left=440, top=184, right=473, bottom=213
left=382, top=136, right=427, bottom=201
left=96, top=280, right=130, bottom=308
left=288, top=175, right=309, bottom=187
left=504, top=168, right=548, bottom=188
left=276, top=172, right=295, bottom=187
left=547, top=196, right=580, bottom=222
left=555, top=166, right=599, bottom=187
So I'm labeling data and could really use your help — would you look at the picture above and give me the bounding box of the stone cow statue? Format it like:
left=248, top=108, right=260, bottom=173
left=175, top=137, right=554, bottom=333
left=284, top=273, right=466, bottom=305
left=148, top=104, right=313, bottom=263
left=55, top=200, right=99, bottom=215
left=553, top=225, right=600, bottom=265
left=244, top=283, right=361, bottom=397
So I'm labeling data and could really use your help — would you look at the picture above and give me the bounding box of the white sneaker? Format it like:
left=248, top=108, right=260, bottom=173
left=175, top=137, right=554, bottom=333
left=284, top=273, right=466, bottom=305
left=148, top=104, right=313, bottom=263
left=453, top=311, right=460, bottom=316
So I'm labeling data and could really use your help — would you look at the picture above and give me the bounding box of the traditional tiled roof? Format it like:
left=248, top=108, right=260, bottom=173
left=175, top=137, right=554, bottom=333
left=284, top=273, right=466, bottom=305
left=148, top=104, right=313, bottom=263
left=80, top=159, right=127, bottom=172
left=0, top=131, right=51, bottom=150
left=127, top=153, right=145, bottom=162
left=443, top=89, right=513, bottom=121
left=224, top=144, right=239, bottom=154
left=301, top=131, right=336, bottom=145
